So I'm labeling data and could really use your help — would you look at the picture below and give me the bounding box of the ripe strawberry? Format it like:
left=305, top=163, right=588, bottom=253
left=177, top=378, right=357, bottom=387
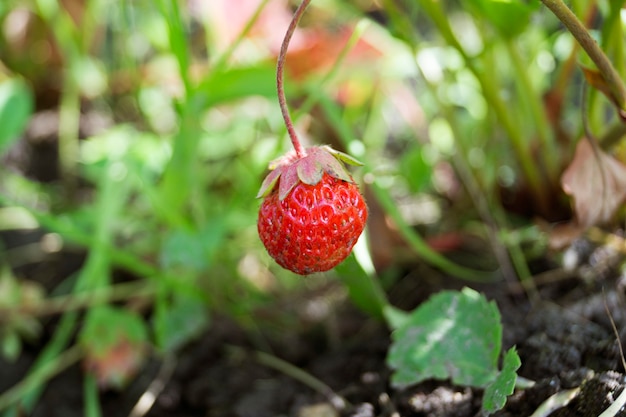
left=257, top=146, right=368, bottom=275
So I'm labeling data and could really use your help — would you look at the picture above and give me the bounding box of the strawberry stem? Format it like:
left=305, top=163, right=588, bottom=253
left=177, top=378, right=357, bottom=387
left=277, top=0, right=312, bottom=159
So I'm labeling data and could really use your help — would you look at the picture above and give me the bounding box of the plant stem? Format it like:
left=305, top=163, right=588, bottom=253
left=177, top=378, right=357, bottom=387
left=254, top=350, right=348, bottom=410
left=0, top=345, right=83, bottom=411
left=11, top=158, right=131, bottom=413
left=541, top=0, right=626, bottom=114
left=33, top=0, right=81, bottom=199
left=599, top=121, right=626, bottom=149
left=84, top=374, right=102, bottom=417
left=0, top=281, right=155, bottom=317
left=601, top=0, right=626, bottom=79
left=505, top=38, right=558, bottom=181
left=277, top=0, right=311, bottom=158
left=412, top=0, right=552, bottom=214
left=128, top=355, right=177, bottom=417
left=369, top=179, right=496, bottom=283
left=58, top=74, right=80, bottom=198
left=315, top=92, right=498, bottom=281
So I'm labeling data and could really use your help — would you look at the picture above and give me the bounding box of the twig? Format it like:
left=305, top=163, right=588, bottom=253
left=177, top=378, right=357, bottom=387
left=588, top=292, right=626, bottom=417
left=597, top=288, right=626, bottom=417
left=255, top=350, right=348, bottom=410
left=510, top=267, right=578, bottom=293
left=0, top=281, right=155, bottom=318
left=528, top=387, right=580, bottom=417
left=603, top=289, right=626, bottom=372
left=128, top=355, right=177, bottom=417
left=540, top=0, right=626, bottom=115
left=0, top=345, right=84, bottom=411
left=599, top=121, right=626, bottom=149
left=597, top=382, right=626, bottom=417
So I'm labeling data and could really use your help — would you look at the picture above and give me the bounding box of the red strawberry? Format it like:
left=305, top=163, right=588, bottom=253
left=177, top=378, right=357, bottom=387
left=257, top=146, right=368, bottom=275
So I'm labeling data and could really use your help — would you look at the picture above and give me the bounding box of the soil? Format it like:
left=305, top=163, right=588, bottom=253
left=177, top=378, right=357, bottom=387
left=3, top=115, right=626, bottom=416
left=3, top=229, right=626, bottom=417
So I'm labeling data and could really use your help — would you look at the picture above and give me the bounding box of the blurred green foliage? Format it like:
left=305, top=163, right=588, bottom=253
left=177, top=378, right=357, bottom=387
left=0, top=79, right=33, bottom=155
left=0, top=0, right=624, bottom=414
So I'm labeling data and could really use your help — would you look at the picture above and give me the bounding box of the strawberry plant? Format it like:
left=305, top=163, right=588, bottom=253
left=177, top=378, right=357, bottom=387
left=1, top=0, right=626, bottom=415
left=257, top=2, right=522, bottom=412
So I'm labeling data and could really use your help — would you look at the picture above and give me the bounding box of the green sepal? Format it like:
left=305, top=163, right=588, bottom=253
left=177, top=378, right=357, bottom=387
left=278, top=163, right=299, bottom=200
left=310, top=147, right=354, bottom=183
left=256, top=167, right=283, bottom=198
left=323, top=146, right=364, bottom=166
left=257, top=146, right=361, bottom=201
left=297, top=158, right=323, bottom=185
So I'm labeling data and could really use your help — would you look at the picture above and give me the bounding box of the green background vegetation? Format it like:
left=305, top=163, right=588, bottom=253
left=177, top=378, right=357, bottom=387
left=0, top=0, right=625, bottom=414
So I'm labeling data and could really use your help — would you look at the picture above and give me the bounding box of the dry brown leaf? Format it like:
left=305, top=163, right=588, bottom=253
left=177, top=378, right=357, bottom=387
left=561, top=139, right=626, bottom=227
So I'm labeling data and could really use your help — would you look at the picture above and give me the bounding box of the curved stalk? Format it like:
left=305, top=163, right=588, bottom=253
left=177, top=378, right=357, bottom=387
left=541, top=0, right=626, bottom=115
left=277, top=0, right=312, bottom=158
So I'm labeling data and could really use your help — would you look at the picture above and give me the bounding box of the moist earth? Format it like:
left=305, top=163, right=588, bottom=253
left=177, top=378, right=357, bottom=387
left=2, top=123, right=626, bottom=416
left=2, top=231, right=626, bottom=417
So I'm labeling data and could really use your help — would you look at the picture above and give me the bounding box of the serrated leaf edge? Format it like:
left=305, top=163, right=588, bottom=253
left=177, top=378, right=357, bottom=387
left=481, top=347, right=521, bottom=414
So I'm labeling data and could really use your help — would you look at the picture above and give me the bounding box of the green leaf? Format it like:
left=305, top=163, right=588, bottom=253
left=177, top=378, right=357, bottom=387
left=160, top=222, right=225, bottom=272
left=153, top=292, right=209, bottom=352
left=80, top=306, right=148, bottom=355
left=79, top=306, right=149, bottom=388
left=324, top=146, right=364, bottom=166
left=462, top=0, right=539, bottom=39
left=200, top=64, right=277, bottom=107
left=1, top=330, right=22, bottom=362
left=400, top=146, right=433, bottom=193
left=387, top=287, right=502, bottom=388
left=256, top=167, right=282, bottom=198
left=482, top=347, right=521, bottom=414
left=0, top=79, right=34, bottom=156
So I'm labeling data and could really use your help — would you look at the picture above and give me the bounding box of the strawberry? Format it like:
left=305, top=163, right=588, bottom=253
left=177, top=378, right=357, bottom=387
left=257, top=0, right=368, bottom=274
left=257, top=146, right=368, bottom=275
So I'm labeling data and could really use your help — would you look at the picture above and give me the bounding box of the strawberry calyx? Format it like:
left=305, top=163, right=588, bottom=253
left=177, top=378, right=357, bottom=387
left=256, top=146, right=363, bottom=200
